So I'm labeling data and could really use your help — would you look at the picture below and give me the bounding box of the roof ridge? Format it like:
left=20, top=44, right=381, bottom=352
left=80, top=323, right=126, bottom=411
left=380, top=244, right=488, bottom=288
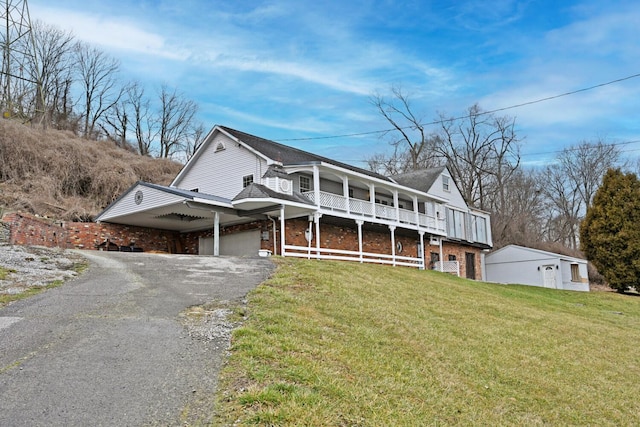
left=219, top=125, right=391, bottom=182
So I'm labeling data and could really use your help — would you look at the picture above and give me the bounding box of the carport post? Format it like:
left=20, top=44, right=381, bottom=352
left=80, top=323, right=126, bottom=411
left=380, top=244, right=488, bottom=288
left=280, top=205, right=286, bottom=257
left=213, top=211, right=220, bottom=256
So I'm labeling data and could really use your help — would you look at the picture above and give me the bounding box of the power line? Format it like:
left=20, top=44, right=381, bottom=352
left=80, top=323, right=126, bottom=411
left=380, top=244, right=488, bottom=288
left=276, top=72, right=640, bottom=142
left=337, top=139, right=640, bottom=164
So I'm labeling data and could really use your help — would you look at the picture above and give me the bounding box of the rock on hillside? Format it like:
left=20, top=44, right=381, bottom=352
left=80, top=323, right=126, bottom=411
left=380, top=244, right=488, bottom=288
left=0, top=119, right=183, bottom=221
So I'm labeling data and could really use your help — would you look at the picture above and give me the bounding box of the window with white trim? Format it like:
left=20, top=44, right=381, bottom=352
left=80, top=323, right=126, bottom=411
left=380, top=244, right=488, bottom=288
left=299, top=175, right=311, bottom=192
left=442, top=175, right=450, bottom=192
left=243, top=174, right=254, bottom=188
left=447, top=208, right=466, bottom=239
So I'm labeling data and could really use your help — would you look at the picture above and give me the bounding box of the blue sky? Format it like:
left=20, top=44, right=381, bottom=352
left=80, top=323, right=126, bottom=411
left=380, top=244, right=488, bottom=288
left=30, top=0, right=640, bottom=167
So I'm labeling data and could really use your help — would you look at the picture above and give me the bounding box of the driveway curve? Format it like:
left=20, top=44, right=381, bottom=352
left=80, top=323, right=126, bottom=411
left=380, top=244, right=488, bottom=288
left=0, top=251, right=273, bottom=426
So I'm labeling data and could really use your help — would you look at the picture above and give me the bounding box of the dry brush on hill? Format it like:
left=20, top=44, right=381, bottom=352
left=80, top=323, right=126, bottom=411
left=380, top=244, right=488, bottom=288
left=0, top=119, right=183, bottom=221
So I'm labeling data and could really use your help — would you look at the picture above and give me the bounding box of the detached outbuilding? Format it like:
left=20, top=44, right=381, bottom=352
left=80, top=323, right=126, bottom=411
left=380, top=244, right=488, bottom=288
left=485, top=245, right=590, bottom=292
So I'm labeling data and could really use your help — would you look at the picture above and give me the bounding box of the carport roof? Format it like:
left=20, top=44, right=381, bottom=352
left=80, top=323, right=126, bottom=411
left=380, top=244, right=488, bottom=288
left=137, top=181, right=232, bottom=204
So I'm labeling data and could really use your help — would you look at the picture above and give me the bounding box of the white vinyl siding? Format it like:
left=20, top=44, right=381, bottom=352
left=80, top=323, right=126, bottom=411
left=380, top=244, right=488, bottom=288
left=99, top=184, right=186, bottom=221
left=319, top=178, right=343, bottom=194
left=173, top=133, right=267, bottom=199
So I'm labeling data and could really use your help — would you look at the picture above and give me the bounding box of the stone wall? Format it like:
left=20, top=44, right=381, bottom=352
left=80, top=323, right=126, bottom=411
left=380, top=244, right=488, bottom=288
left=0, top=220, right=10, bottom=244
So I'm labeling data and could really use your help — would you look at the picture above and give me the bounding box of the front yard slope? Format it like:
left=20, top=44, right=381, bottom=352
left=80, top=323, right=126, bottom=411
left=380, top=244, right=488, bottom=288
left=215, top=259, right=640, bottom=426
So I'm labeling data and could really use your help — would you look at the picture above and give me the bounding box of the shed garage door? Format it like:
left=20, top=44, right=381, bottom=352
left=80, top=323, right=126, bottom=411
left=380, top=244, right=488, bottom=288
left=198, top=230, right=261, bottom=256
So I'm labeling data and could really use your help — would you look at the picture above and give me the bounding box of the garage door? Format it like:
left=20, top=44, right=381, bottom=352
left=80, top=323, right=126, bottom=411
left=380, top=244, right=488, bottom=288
left=198, top=230, right=261, bottom=256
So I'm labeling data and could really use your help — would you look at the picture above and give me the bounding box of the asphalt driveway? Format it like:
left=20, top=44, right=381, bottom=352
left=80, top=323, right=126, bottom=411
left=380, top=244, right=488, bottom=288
left=0, top=251, right=273, bottom=426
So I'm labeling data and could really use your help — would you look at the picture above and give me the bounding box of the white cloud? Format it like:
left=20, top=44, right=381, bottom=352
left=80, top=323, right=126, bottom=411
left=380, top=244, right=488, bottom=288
left=30, top=6, right=189, bottom=60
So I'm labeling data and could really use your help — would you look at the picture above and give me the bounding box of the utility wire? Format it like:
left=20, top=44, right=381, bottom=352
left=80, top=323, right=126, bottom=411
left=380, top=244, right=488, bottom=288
left=276, top=72, right=640, bottom=142
left=338, top=139, right=640, bottom=163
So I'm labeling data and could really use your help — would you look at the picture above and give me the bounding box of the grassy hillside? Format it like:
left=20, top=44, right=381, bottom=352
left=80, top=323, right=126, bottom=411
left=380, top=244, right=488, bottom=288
left=213, top=258, right=640, bottom=426
left=0, top=119, right=182, bottom=220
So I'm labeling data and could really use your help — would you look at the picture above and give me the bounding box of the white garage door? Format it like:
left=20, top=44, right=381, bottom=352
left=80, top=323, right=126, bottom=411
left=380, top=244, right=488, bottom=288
left=199, top=230, right=261, bottom=256
left=221, top=230, right=261, bottom=256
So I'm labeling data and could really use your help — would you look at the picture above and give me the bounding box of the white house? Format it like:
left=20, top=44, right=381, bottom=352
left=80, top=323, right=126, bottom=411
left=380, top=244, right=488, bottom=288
left=485, top=245, right=590, bottom=291
left=96, top=125, right=492, bottom=278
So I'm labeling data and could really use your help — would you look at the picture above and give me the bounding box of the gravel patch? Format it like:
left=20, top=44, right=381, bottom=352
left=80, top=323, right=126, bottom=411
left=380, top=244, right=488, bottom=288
left=0, top=244, right=86, bottom=294
left=180, top=301, right=246, bottom=352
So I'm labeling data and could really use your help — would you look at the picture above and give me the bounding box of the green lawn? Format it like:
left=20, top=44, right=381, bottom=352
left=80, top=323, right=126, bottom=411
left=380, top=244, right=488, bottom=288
left=213, top=258, right=640, bottom=426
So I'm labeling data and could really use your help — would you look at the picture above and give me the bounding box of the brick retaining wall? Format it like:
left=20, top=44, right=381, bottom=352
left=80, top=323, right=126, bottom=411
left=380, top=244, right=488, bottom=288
left=1, top=212, right=182, bottom=253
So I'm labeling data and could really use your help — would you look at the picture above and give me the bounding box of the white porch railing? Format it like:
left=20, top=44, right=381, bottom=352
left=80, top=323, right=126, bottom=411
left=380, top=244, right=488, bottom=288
left=434, top=261, right=460, bottom=276
left=303, top=191, right=446, bottom=233
left=284, top=244, right=424, bottom=268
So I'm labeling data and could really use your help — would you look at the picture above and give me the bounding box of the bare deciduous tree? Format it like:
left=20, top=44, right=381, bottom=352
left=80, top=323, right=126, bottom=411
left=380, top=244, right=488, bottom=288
left=183, top=122, right=207, bottom=160
left=127, top=82, right=156, bottom=156
left=28, top=20, right=76, bottom=128
left=435, top=104, right=520, bottom=211
left=490, top=168, right=546, bottom=248
left=157, top=84, right=198, bottom=158
left=543, top=139, right=623, bottom=249
left=75, top=43, right=122, bottom=138
left=368, top=86, right=440, bottom=173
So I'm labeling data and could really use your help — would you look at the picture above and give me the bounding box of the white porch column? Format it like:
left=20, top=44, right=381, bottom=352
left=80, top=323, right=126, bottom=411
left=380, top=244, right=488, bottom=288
left=439, top=237, right=444, bottom=272
left=393, top=190, right=399, bottom=222
left=412, top=195, right=419, bottom=226
left=390, top=225, right=396, bottom=267
left=313, top=164, right=321, bottom=208
left=356, top=220, right=364, bottom=263
left=315, top=212, right=322, bottom=260
left=213, top=211, right=220, bottom=256
left=418, top=231, right=425, bottom=270
left=369, top=183, right=375, bottom=218
left=343, top=176, right=350, bottom=213
left=280, top=205, right=286, bottom=257
left=307, top=216, right=313, bottom=259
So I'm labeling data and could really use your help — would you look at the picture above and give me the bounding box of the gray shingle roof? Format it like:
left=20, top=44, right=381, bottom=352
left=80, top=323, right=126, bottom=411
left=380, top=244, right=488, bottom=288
left=391, top=166, right=446, bottom=193
left=232, top=183, right=314, bottom=205
left=219, top=126, right=392, bottom=182
left=262, top=164, right=290, bottom=179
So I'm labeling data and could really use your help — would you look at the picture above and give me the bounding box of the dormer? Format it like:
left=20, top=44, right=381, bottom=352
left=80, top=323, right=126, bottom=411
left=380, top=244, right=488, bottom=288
left=262, top=164, right=293, bottom=195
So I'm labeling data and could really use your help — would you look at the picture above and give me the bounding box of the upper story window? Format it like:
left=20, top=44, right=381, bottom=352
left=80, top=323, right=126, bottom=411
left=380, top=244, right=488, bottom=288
left=473, top=215, right=488, bottom=244
left=442, top=175, right=450, bottom=192
left=215, top=142, right=226, bottom=152
left=300, top=175, right=311, bottom=192
left=447, top=208, right=466, bottom=239
left=243, top=174, right=254, bottom=188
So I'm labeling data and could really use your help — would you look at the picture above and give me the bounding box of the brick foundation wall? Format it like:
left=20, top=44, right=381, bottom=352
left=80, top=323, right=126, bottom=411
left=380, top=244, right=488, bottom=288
left=426, top=241, right=483, bottom=280
left=2, top=212, right=182, bottom=253
left=2, top=211, right=485, bottom=278
left=284, top=218, right=421, bottom=259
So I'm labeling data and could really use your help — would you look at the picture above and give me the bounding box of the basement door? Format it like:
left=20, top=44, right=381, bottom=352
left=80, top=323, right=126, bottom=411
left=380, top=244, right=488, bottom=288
left=465, top=252, right=476, bottom=279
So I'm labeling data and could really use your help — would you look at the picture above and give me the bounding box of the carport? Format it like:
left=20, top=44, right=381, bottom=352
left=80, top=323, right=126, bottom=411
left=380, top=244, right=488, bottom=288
left=95, top=181, right=317, bottom=257
left=95, top=182, right=240, bottom=256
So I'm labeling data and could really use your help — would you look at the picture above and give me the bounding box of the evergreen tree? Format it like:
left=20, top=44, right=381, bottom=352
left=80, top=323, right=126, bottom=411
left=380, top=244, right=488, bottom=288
left=580, top=169, right=640, bottom=292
